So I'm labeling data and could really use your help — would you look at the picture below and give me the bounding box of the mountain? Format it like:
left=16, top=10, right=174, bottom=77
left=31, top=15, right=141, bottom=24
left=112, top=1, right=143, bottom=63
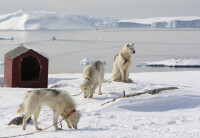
left=0, top=10, right=200, bottom=30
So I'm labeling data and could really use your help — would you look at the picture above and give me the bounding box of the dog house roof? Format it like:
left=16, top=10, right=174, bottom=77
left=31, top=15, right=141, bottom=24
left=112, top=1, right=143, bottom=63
left=5, top=46, right=49, bottom=59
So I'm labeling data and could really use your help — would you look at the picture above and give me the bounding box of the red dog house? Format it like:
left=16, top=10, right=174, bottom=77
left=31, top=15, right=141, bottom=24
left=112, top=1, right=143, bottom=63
left=4, top=46, right=49, bottom=88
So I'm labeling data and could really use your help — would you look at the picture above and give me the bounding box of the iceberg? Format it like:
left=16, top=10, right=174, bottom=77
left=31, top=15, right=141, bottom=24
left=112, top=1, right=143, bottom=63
left=0, top=10, right=97, bottom=30
left=0, top=62, right=4, bottom=65
left=143, top=58, right=200, bottom=67
left=0, top=11, right=200, bottom=30
left=80, top=58, right=106, bottom=66
left=117, top=16, right=200, bottom=28
left=0, top=37, right=14, bottom=40
left=80, top=58, right=92, bottom=65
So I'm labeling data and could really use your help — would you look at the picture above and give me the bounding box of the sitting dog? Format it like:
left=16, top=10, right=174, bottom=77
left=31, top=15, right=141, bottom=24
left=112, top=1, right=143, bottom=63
left=80, top=61, right=105, bottom=98
left=112, top=43, right=136, bottom=83
left=16, top=89, right=81, bottom=130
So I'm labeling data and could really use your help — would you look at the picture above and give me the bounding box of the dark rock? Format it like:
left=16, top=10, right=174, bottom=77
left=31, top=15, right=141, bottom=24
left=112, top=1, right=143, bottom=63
left=8, top=116, right=31, bottom=125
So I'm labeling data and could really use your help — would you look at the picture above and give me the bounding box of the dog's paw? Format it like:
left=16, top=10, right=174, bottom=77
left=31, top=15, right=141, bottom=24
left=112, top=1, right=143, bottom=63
left=128, top=78, right=133, bottom=83
left=36, top=128, right=42, bottom=131
left=121, top=80, right=127, bottom=83
left=56, top=127, right=62, bottom=130
left=98, top=92, right=102, bottom=95
left=68, top=126, right=72, bottom=129
left=88, top=95, right=93, bottom=98
left=125, top=78, right=133, bottom=83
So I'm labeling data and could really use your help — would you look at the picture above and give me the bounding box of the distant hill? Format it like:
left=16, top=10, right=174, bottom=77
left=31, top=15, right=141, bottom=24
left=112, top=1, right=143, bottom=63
left=0, top=10, right=200, bottom=30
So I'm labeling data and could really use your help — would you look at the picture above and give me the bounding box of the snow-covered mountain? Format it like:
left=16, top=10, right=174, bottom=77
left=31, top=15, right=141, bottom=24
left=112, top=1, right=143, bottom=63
left=0, top=10, right=200, bottom=30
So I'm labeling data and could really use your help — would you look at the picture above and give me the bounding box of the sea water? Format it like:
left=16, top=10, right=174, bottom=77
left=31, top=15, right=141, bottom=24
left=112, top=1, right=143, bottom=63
left=0, top=28, right=200, bottom=74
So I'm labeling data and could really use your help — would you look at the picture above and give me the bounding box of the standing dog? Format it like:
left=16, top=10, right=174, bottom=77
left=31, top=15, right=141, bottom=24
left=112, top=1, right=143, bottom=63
left=17, top=89, right=81, bottom=130
left=112, top=43, right=136, bottom=83
left=80, top=61, right=105, bottom=98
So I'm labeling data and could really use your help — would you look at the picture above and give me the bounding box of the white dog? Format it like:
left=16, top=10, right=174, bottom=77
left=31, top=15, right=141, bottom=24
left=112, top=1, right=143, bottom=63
left=112, top=43, right=135, bottom=83
left=16, top=89, right=81, bottom=130
left=80, top=61, right=105, bottom=98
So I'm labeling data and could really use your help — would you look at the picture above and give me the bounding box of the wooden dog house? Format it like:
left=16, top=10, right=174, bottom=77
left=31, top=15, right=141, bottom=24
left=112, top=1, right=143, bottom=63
left=4, top=46, right=49, bottom=88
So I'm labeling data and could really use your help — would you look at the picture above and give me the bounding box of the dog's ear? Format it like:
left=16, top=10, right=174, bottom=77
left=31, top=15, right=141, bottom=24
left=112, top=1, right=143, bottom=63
left=127, top=43, right=134, bottom=47
left=126, top=43, right=130, bottom=47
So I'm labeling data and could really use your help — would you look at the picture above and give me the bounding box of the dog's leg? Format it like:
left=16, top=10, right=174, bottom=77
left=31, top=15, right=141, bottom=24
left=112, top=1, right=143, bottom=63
left=22, top=114, right=32, bottom=130
left=53, top=111, right=61, bottom=130
left=98, top=81, right=102, bottom=95
left=89, top=83, right=98, bottom=98
left=33, top=106, right=42, bottom=130
left=98, top=69, right=104, bottom=95
left=120, top=69, right=125, bottom=82
left=124, top=69, right=133, bottom=83
left=60, top=113, right=72, bottom=129
left=65, top=119, right=72, bottom=129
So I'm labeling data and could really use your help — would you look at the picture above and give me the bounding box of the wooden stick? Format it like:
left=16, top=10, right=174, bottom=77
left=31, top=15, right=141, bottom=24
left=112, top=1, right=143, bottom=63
left=101, top=87, right=178, bottom=106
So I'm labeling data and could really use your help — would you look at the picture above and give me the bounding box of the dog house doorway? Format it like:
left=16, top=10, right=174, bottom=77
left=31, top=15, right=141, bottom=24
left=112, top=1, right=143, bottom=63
left=21, top=56, right=40, bottom=81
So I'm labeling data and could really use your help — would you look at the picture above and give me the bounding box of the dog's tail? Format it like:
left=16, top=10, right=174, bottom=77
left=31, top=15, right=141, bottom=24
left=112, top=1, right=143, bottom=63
left=16, top=103, right=24, bottom=114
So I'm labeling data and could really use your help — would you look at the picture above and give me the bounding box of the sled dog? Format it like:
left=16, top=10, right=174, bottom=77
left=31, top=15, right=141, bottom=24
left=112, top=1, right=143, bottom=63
left=112, top=43, right=135, bottom=83
left=80, top=61, right=105, bottom=98
left=17, top=89, right=81, bottom=130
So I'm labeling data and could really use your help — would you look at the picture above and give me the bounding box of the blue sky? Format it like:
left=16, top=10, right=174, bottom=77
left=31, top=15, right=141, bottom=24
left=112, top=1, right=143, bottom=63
left=0, top=0, right=199, bottom=19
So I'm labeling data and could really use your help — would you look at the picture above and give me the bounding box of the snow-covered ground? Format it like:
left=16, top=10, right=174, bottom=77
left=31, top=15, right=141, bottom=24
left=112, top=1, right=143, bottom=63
left=143, top=58, right=200, bottom=67
left=1, top=71, right=200, bottom=137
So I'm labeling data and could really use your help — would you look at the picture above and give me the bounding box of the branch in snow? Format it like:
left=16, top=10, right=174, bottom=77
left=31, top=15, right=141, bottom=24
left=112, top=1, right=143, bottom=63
left=101, top=87, right=178, bottom=106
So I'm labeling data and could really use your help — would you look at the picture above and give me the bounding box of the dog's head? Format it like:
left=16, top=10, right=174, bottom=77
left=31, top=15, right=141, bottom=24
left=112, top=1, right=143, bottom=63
left=123, top=43, right=136, bottom=54
left=80, top=80, right=93, bottom=98
left=68, top=110, right=81, bottom=129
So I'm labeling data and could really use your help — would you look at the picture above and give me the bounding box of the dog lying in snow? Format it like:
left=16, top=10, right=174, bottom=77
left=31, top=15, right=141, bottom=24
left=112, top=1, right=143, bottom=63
left=112, top=43, right=135, bottom=83
left=17, top=89, right=81, bottom=130
left=80, top=60, right=105, bottom=98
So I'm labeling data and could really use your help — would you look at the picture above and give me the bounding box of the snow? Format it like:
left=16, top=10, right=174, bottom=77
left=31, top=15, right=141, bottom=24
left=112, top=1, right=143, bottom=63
left=80, top=58, right=106, bottom=66
left=27, top=46, right=49, bottom=59
left=0, top=62, right=4, bottom=65
left=1, top=71, right=200, bottom=137
left=143, top=58, right=200, bottom=67
left=0, top=11, right=200, bottom=30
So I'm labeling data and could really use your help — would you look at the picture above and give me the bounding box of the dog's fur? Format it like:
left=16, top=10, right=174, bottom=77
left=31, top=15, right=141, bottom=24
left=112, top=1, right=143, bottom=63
left=112, top=43, right=135, bottom=83
left=16, top=89, right=81, bottom=130
left=80, top=61, right=105, bottom=98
